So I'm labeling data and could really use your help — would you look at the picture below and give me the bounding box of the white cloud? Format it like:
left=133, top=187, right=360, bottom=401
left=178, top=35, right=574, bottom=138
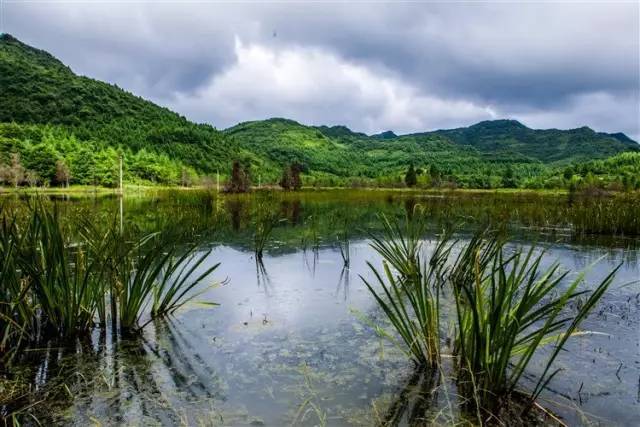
left=170, top=38, right=496, bottom=134
left=512, top=92, right=640, bottom=140
left=4, top=1, right=638, bottom=138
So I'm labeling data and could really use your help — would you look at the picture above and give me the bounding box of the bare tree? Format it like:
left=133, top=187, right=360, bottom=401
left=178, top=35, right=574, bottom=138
left=8, top=153, right=25, bottom=188
left=55, top=159, right=71, bottom=188
left=0, top=164, right=9, bottom=187
left=25, top=170, right=40, bottom=188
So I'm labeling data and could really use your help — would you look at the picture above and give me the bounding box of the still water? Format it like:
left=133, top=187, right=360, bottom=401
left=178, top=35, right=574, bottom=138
left=6, top=190, right=640, bottom=426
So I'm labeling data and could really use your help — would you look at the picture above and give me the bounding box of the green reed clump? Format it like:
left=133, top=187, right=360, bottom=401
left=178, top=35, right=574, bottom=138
left=0, top=217, right=32, bottom=363
left=451, top=237, right=619, bottom=415
left=0, top=200, right=221, bottom=359
left=252, top=198, right=280, bottom=260
left=362, top=213, right=619, bottom=419
left=362, top=213, right=453, bottom=366
left=20, top=205, right=107, bottom=337
left=568, top=193, right=640, bottom=235
left=116, top=240, right=219, bottom=332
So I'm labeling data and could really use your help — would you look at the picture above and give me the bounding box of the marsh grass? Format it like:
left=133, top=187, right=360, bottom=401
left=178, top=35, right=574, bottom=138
left=114, top=241, right=220, bottom=333
left=451, top=237, right=619, bottom=416
left=362, top=212, right=619, bottom=422
left=0, top=199, right=221, bottom=357
left=0, top=217, right=33, bottom=364
left=21, top=204, right=107, bottom=337
left=362, top=212, right=453, bottom=367
left=252, top=197, right=281, bottom=260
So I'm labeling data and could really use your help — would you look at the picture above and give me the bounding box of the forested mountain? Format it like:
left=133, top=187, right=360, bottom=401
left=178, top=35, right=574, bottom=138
left=425, top=119, right=637, bottom=163
left=0, top=34, right=637, bottom=188
left=0, top=33, right=238, bottom=185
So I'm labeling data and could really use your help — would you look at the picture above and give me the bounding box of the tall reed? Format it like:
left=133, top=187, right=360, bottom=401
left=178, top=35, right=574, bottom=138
left=0, top=216, right=32, bottom=363
left=362, top=213, right=452, bottom=367
left=336, top=229, right=350, bottom=266
left=253, top=198, right=280, bottom=260
left=116, top=241, right=219, bottom=332
left=362, top=213, right=619, bottom=419
left=451, top=236, right=619, bottom=415
left=0, top=199, right=222, bottom=359
left=19, top=205, right=106, bottom=337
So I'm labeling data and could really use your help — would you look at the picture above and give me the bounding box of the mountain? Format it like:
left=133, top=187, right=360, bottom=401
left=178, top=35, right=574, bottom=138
left=0, top=34, right=637, bottom=188
left=372, top=130, right=398, bottom=139
left=0, top=33, right=237, bottom=185
left=422, top=119, right=637, bottom=163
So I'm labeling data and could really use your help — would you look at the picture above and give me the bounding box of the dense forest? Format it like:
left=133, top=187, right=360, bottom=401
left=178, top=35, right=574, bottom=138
left=1, top=33, right=638, bottom=189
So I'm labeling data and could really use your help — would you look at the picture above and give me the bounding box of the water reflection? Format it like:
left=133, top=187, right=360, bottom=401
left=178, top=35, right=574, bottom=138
left=379, top=367, right=441, bottom=426
left=3, top=191, right=640, bottom=425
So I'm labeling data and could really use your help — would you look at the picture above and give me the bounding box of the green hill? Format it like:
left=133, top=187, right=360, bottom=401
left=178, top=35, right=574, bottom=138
left=0, top=34, right=637, bottom=189
left=0, top=33, right=238, bottom=185
left=425, top=119, right=637, bottom=163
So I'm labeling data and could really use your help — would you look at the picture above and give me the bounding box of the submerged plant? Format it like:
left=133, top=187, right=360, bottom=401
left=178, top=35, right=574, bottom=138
left=451, top=236, right=619, bottom=415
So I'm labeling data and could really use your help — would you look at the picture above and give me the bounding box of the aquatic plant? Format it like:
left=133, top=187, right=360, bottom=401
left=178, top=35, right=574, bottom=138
left=0, top=199, right=222, bottom=355
left=252, top=198, right=280, bottom=259
left=451, top=236, right=619, bottom=416
left=362, top=213, right=453, bottom=366
left=363, top=213, right=619, bottom=420
left=19, top=205, right=107, bottom=337
left=85, top=224, right=220, bottom=333
left=336, top=229, right=350, bottom=266
left=0, top=216, right=32, bottom=363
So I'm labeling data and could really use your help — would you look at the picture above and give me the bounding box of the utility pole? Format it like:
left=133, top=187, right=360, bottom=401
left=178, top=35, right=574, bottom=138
left=119, top=154, right=123, bottom=195
left=216, top=169, right=220, bottom=192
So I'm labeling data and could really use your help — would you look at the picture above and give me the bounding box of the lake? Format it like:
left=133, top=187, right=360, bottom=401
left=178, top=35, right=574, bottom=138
left=2, top=189, right=639, bottom=426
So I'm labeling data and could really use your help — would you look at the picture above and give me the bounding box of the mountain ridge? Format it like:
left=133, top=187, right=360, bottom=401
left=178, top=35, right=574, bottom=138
left=0, top=33, right=637, bottom=188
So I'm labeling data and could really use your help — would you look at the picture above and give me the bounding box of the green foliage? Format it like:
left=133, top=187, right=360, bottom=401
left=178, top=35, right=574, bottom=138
left=363, top=216, right=619, bottom=420
left=363, top=213, right=452, bottom=366
left=0, top=35, right=237, bottom=184
left=451, top=233, right=619, bottom=415
left=404, top=164, right=417, bottom=187
left=0, top=35, right=637, bottom=190
left=434, top=119, right=637, bottom=163
left=0, top=199, right=221, bottom=358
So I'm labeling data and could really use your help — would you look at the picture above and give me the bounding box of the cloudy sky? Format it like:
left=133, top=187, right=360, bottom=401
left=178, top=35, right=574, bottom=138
left=2, top=1, right=639, bottom=138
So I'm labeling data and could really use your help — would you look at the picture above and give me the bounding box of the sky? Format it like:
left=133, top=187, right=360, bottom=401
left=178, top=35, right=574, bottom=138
left=2, top=1, right=639, bottom=139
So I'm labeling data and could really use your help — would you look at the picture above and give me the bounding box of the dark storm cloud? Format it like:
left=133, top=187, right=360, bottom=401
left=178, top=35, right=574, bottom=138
left=2, top=1, right=638, bottom=138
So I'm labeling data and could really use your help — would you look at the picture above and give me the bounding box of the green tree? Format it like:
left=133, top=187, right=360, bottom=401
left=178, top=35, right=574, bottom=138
left=225, top=160, right=250, bottom=193
left=404, top=164, right=417, bottom=187
left=290, top=162, right=302, bottom=190
left=55, top=159, right=71, bottom=187
left=429, top=164, right=441, bottom=187
left=501, top=165, right=516, bottom=188
left=279, top=166, right=291, bottom=190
